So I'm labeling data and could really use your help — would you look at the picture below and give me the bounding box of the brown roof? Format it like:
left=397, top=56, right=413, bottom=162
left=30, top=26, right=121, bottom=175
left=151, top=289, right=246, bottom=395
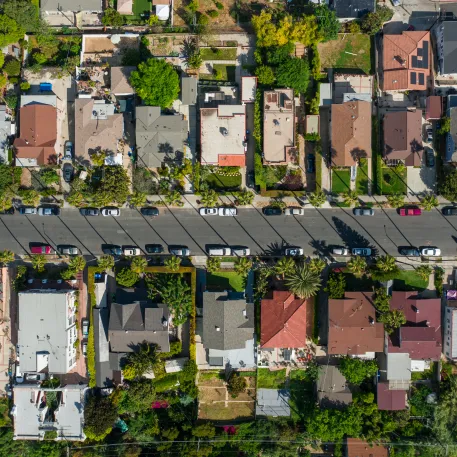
left=390, top=292, right=441, bottom=329
left=383, top=110, right=423, bottom=166
left=328, top=292, right=384, bottom=355
left=382, top=31, right=430, bottom=91
left=330, top=101, right=372, bottom=167
left=111, top=66, right=135, bottom=95
left=260, top=290, right=308, bottom=348
left=346, top=438, right=389, bottom=457
left=377, top=382, right=407, bottom=410
left=426, top=96, right=442, bottom=120
left=14, top=105, right=57, bottom=165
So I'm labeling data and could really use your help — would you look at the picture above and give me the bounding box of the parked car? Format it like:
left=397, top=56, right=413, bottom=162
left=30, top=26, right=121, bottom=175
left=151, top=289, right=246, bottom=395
left=102, top=245, right=122, bottom=256
left=218, top=207, right=238, bottom=216
left=199, top=207, right=218, bottom=216
left=425, top=147, right=435, bottom=167
left=38, top=206, right=60, bottom=216
left=392, top=0, right=401, bottom=5
left=31, top=245, right=54, bottom=254
left=81, top=318, right=89, bottom=337
left=145, top=244, right=164, bottom=254
left=284, top=247, right=304, bottom=256
left=399, top=247, right=421, bottom=256
left=169, top=246, right=191, bottom=256
left=426, top=125, right=433, bottom=143
left=123, top=247, right=141, bottom=256
left=64, top=141, right=73, bottom=161
left=399, top=207, right=422, bottom=216
left=332, top=247, right=349, bottom=256
left=19, top=206, right=37, bottom=215
left=353, top=208, right=374, bottom=216
left=421, top=247, right=441, bottom=256
left=207, top=246, right=232, bottom=256
left=82, top=341, right=88, bottom=357
left=247, top=171, right=255, bottom=189
left=101, top=207, right=120, bottom=217
left=306, top=154, right=315, bottom=173
left=263, top=207, right=283, bottom=216
left=140, top=207, right=159, bottom=217
left=442, top=206, right=457, bottom=216
left=352, top=247, right=372, bottom=256
left=80, top=208, right=99, bottom=217
left=284, top=208, right=305, bottom=216
left=0, top=207, right=14, bottom=215
left=232, top=247, right=250, bottom=256
left=63, top=164, right=73, bottom=182
left=57, top=245, right=78, bottom=255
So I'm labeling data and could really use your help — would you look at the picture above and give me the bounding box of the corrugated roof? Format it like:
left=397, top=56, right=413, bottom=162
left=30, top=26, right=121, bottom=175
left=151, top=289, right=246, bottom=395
left=377, top=382, right=407, bottom=410
left=256, top=388, right=291, bottom=417
left=346, top=438, right=389, bottom=457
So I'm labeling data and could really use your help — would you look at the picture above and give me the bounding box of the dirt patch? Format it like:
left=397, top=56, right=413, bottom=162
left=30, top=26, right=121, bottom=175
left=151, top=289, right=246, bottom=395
left=199, top=387, right=226, bottom=402
left=198, top=377, right=226, bottom=387
left=232, top=388, right=255, bottom=401
left=198, top=401, right=255, bottom=421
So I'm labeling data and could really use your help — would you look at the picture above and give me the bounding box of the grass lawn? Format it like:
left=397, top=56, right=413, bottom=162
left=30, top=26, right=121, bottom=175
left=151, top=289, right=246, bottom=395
left=289, top=371, right=314, bottom=421
left=199, top=371, right=224, bottom=382
left=263, top=165, right=288, bottom=188
left=200, top=64, right=236, bottom=82
left=332, top=168, right=351, bottom=193
left=206, top=271, right=245, bottom=292
left=318, top=34, right=372, bottom=75
left=356, top=158, right=369, bottom=194
left=153, top=373, right=180, bottom=392
left=201, top=48, right=237, bottom=61
left=381, top=167, right=407, bottom=195
left=198, top=401, right=254, bottom=421
left=344, top=273, right=375, bottom=291
left=257, top=369, right=287, bottom=389
left=132, top=0, right=151, bottom=17
left=206, top=173, right=241, bottom=190
left=393, top=270, right=428, bottom=291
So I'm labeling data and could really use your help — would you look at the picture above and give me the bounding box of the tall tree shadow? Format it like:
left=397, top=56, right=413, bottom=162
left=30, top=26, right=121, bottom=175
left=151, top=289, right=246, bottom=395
left=332, top=216, right=377, bottom=255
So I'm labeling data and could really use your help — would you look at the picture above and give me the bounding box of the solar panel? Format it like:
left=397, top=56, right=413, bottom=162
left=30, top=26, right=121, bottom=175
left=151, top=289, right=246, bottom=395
left=410, top=72, right=417, bottom=85
left=417, top=48, right=423, bottom=57
left=422, top=41, right=429, bottom=68
left=419, top=73, right=425, bottom=85
left=412, top=56, right=418, bottom=68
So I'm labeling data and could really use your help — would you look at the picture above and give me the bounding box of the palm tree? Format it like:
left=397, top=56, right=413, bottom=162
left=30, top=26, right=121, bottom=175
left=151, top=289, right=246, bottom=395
left=206, top=257, right=221, bottom=273
left=420, top=193, right=439, bottom=211
left=416, top=265, right=432, bottom=282
left=375, top=255, right=397, bottom=273
left=234, top=257, right=252, bottom=277
left=200, top=189, right=219, bottom=207
left=343, top=190, right=359, bottom=206
left=347, top=256, right=367, bottom=278
left=131, top=256, right=148, bottom=275
left=308, top=258, right=326, bottom=274
left=69, top=255, right=86, bottom=273
left=0, top=249, right=14, bottom=265
left=285, top=263, right=321, bottom=299
left=181, top=37, right=203, bottom=70
left=31, top=254, right=46, bottom=273
left=129, top=192, right=147, bottom=208
left=236, top=190, right=254, bottom=206
left=307, top=191, right=326, bottom=208
left=165, top=191, right=183, bottom=207
left=275, top=257, right=295, bottom=279
left=98, top=255, right=115, bottom=272
left=387, top=194, right=404, bottom=209
left=164, top=256, right=181, bottom=272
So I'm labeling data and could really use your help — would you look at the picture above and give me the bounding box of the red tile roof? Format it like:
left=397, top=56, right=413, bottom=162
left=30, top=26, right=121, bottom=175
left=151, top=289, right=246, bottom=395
left=218, top=154, right=246, bottom=167
left=328, top=292, right=384, bottom=355
left=260, top=290, right=307, bottom=348
left=346, top=438, right=389, bottom=457
left=377, top=382, right=407, bottom=410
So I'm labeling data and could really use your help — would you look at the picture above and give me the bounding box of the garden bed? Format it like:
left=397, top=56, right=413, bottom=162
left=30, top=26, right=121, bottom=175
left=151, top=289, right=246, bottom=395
left=332, top=168, right=351, bottom=193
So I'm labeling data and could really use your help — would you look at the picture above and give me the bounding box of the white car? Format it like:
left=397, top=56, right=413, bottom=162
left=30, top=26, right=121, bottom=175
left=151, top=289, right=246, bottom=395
left=170, top=247, right=191, bottom=256
left=101, top=207, right=120, bottom=217
left=218, top=207, right=238, bottom=216
left=284, top=247, right=304, bottom=256
left=232, top=247, right=250, bottom=256
left=123, top=247, right=141, bottom=256
left=64, top=141, right=73, bottom=161
left=199, top=207, right=218, bottom=216
left=332, top=247, right=349, bottom=256
left=284, top=208, right=305, bottom=216
left=421, top=247, right=441, bottom=257
left=207, top=247, right=232, bottom=256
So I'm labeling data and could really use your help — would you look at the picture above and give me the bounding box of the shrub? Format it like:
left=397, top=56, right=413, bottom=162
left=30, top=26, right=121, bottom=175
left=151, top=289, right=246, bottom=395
left=116, top=267, right=139, bottom=287
left=325, top=271, right=346, bottom=299
left=3, top=58, right=20, bottom=76
left=207, top=10, right=219, bottom=18
left=20, top=81, right=30, bottom=91
left=227, top=374, right=247, bottom=397
left=215, top=1, right=223, bottom=9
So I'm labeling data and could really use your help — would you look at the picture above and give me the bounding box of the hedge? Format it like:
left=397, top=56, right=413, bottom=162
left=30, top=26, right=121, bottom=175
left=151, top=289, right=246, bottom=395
left=87, top=266, right=99, bottom=388
left=253, top=90, right=266, bottom=191
left=260, top=190, right=306, bottom=197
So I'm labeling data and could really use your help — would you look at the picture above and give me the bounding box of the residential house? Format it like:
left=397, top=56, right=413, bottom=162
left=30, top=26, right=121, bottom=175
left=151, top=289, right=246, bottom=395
left=328, top=292, right=384, bottom=358
left=111, top=67, right=135, bottom=96
left=425, top=96, right=442, bottom=121
left=136, top=106, right=188, bottom=168
left=200, top=105, right=246, bottom=166
left=41, top=0, right=102, bottom=27
left=94, top=307, right=116, bottom=388
left=446, top=95, right=457, bottom=162
left=444, top=298, right=457, bottom=360
left=345, top=438, right=389, bottom=457
left=316, top=365, right=352, bottom=409
left=117, top=0, right=133, bottom=15
left=202, top=291, right=255, bottom=369
left=383, top=110, right=423, bottom=166
left=12, top=385, right=86, bottom=441
left=0, top=106, right=11, bottom=164
left=181, top=76, right=197, bottom=106
left=74, top=98, right=124, bottom=166
left=256, top=388, right=291, bottom=417
left=263, top=89, right=295, bottom=165
left=333, top=74, right=373, bottom=104
left=331, top=0, right=375, bottom=22
left=436, top=20, right=457, bottom=77
left=17, top=290, right=78, bottom=375
left=382, top=31, right=431, bottom=92
left=377, top=381, right=407, bottom=411
left=330, top=100, right=371, bottom=167
left=241, top=76, right=257, bottom=103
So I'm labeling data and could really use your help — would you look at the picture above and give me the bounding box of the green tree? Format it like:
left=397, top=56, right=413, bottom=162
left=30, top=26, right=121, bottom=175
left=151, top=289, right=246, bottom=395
left=98, top=255, right=115, bottom=271
left=181, top=37, right=203, bottom=70
left=31, top=254, right=46, bottom=272
left=117, top=379, right=156, bottom=414
left=131, top=256, right=148, bottom=274
left=39, top=168, right=59, bottom=185
left=343, top=190, right=359, bottom=206
left=4, top=89, right=17, bottom=109
left=285, top=262, right=321, bottom=299
left=347, top=256, right=367, bottom=278
left=126, top=411, right=159, bottom=441
left=0, top=73, right=7, bottom=90
left=0, top=249, right=14, bottom=265
left=123, top=342, right=159, bottom=380
left=90, top=150, right=106, bottom=167
left=375, top=255, right=397, bottom=273
left=102, top=8, right=125, bottom=26
left=0, top=14, right=24, bottom=47
left=315, top=4, right=340, bottom=42
left=325, top=271, right=346, bottom=299
left=129, top=191, right=147, bottom=208
left=3, top=58, right=20, bottom=76
left=200, top=188, right=219, bottom=207
left=387, top=194, right=404, bottom=208
left=339, top=357, right=378, bottom=385
left=192, top=422, right=216, bottom=439
left=378, top=309, right=406, bottom=334
left=164, top=255, right=181, bottom=272
left=95, top=166, right=130, bottom=205
left=275, top=256, right=295, bottom=278
left=438, top=116, right=451, bottom=135
left=420, top=193, right=439, bottom=211
left=416, top=264, right=432, bottom=282
left=276, top=58, right=310, bottom=94
left=255, top=65, right=275, bottom=85
left=234, top=257, right=252, bottom=277
left=68, top=255, right=86, bottom=272
left=432, top=376, right=457, bottom=446
left=18, top=189, right=40, bottom=206
left=164, top=190, right=183, bottom=206
left=130, top=59, right=180, bottom=108
left=373, top=287, right=391, bottom=313
left=308, top=190, right=326, bottom=207
left=360, top=6, right=393, bottom=35
left=84, top=395, right=117, bottom=441
left=227, top=374, right=247, bottom=397
left=235, top=190, right=254, bottom=206
left=441, top=169, right=457, bottom=201
left=2, top=0, right=42, bottom=33
left=308, top=257, right=326, bottom=274
left=206, top=256, right=220, bottom=273
left=116, top=267, right=140, bottom=287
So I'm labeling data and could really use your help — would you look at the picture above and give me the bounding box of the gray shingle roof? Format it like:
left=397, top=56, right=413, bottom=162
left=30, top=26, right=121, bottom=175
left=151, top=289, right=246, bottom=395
left=332, top=0, right=375, bottom=19
left=317, top=366, right=353, bottom=409
left=135, top=106, right=188, bottom=168
left=256, top=388, right=291, bottom=417
left=202, top=291, right=254, bottom=351
left=41, top=0, right=102, bottom=12
left=442, top=22, right=457, bottom=75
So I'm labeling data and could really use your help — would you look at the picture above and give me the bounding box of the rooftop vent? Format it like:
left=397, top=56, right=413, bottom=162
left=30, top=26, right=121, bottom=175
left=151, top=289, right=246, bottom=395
left=221, top=128, right=228, bottom=136
left=215, top=326, right=220, bottom=332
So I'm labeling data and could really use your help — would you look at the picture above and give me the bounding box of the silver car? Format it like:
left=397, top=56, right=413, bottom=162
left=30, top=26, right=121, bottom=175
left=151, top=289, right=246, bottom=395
left=58, top=245, right=78, bottom=255
left=421, top=247, right=441, bottom=257
left=284, top=247, right=304, bottom=256
left=232, top=247, right=250, bottom=256
left=284, top=208, right=305, bottom=216
left=169, top=247, right=190, bottom=256
left=101, top=207, right=120, bottom=217
left=123, top=247, right=141, bottom=256
left=218, top=207, right=238, bottom=216
left=352, top=248, right=372, bottom=256
left=353, top=208, right=374, bottom=216
left=64, top=141, right=73, bottom=161
left=332, top=247, right=349, bottom=256
left=199, top=207, right=218, bottom=216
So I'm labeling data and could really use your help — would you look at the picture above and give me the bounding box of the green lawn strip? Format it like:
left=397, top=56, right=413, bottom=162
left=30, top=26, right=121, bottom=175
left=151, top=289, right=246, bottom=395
left=372, top=116, right=382, bottom=195
left=257, top=368, right=287, bottom=389
left=133, top=0, right=151, bottom=16
left=201, top=48, right=237, bottom=61
left=392, top=270, right=428, bottom=291
left=411, top=362, right=435, bottom=381
left=344, top=273, right=375, bottom=292
left=288, top=373, right=314, bottom=421
left=153, top=373, right=180, bottom=392
left=239, top=371, right=256, bottom=377
left=334, top=34, right=372, bottom=75
left=206, top=173, right=241, bottom=190
left=200, top=64, right=236, bottom=81
left=356, top=158, right=369, bottom=194
left=206, top=271, right=245, bottom=292
left=199, top=370, right=224, bottom=382
left=381, top=167, right=407, bottom=195
left=263, top=165, right=288, bottom=188
left=332, top=168, right=351, bottom=193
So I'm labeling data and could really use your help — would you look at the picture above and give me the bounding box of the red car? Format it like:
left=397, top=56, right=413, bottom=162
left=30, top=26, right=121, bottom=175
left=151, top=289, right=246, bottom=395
left=31, top=245, right=54, bottom=254
left=399, top=207, right=422, bottom=216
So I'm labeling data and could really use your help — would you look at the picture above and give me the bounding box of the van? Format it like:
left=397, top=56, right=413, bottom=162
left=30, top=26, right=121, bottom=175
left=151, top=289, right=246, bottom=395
left=207, top=247, right=232, bottom=256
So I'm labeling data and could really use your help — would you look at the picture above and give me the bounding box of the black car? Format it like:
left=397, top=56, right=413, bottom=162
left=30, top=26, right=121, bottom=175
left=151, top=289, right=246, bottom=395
left=262, top=207, right=283, bottom=216
left=140, top=207, right=160, bottom=217
left=0, top=207, right=14, bottom=215
left=80, top=208, right=99, bottom=216
left=102, top=245, right=122, bottom=256
left=306, top=154, right=315, bottom=173
left=425, top=148, right=435, bottom=168
left=145, top=244, right=164, bottom=254
left=443, top=206, right=457, bottom=216
left=399, top=247, right=421, bottom=257
left=63, top=164, right=73, bottom=182
left=247, top=171, right=255, bottom=189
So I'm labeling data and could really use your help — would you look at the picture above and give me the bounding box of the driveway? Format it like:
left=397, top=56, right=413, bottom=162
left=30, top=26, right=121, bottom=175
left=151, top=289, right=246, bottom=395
left=407, top=157, right=436, bottom=196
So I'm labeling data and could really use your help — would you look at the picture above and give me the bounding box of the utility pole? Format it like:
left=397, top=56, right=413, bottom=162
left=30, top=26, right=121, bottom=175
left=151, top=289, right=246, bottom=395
left=67, top=445, right=70, bottom=457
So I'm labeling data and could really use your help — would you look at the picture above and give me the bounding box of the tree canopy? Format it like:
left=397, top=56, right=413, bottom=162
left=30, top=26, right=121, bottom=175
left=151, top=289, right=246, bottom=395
left=0, top=14, right=24, bottom=48
left=2, top=0, right=41, bottom=33
left=339, top=357, right=378, bottom=385
left=84, top=395, right=117, bottom=441
left=440, top=169, right=457, bottom=201
left=130, top=59, right=180, bottom=108
left=315, top=4, right=340, bottom=42
left=276, top=57, right=310, bottom=94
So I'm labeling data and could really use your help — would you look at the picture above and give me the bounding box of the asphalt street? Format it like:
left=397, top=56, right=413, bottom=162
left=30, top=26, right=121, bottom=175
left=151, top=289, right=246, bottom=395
left=1, top=207, right=457, bottom=258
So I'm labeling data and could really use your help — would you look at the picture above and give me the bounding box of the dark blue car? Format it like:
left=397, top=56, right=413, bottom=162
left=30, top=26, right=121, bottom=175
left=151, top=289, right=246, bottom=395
left=307, top=154, right=315, bottom=173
